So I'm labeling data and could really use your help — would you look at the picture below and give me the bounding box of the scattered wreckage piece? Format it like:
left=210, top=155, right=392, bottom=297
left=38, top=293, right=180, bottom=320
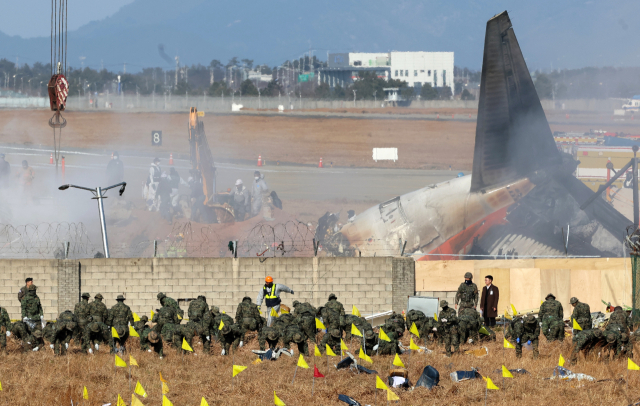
left=450, top=368, right=482, bottom=383
left=415, top=366, right=440, bottom=390
left=464, top=346, right=489, bottom=357
left=551, top=366, right=595, bottom=382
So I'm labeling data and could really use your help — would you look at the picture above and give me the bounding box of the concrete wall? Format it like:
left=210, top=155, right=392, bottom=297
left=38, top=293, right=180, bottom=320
left=415, top=258, right=632, bottom=318
left=0, top=257, right=414, bottom=320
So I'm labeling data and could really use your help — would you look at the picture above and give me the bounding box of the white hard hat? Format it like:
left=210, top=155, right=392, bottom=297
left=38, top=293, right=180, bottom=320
left=235, top=179, right=243, bottom=186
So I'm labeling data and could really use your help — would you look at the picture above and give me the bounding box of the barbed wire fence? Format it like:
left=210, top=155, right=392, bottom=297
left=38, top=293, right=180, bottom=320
left=0, top=223, right=96, bottom=259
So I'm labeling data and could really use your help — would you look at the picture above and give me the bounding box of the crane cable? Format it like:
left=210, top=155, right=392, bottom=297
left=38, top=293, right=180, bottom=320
left=48, top=0, right=68, bottom=170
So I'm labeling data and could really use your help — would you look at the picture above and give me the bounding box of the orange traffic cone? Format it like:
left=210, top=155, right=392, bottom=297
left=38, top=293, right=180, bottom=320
left=50, top=154, right=53, bottom=164
left=437, top=114, right=440, bottom=119
left=319, top=157, right=323, bottom=168
left=257, top=155, right=263, bottom=167
left=169, top=153, right=174, bottom=165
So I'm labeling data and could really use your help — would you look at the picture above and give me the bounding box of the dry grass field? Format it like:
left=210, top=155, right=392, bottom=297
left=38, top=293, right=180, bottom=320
left=2, top=329, right=637, bottom=405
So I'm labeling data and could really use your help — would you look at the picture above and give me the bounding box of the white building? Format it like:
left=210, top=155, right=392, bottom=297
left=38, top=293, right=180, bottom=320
left=319, top=51, right=454, bottom=96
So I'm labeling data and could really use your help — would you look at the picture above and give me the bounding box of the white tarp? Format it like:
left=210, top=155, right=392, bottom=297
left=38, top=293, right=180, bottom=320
left=372, top=148, right=398, bottom=162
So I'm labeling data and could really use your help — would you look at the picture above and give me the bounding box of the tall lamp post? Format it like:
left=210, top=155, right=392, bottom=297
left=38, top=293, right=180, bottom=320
left=58, top=182, right=127, bottom=258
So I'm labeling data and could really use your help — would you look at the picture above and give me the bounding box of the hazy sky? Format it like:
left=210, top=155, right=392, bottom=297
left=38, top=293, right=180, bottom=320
left=0, top=0, right=134, bottom=38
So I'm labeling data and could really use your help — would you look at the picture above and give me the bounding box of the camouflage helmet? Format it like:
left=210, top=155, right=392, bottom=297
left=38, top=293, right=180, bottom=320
left=621, top=333, right=630, bottom=342
left=90, top=323, right=101, bottom=333
left=330, top=328, right=341, bottom=338
left=148, top=330, right=160, bottom=343
left=157, top=292, right=166, bottom=300
left=328, top=293, right=337, bottom=301
left=66, top=321, right=76, bottom=331
left=210, top=306, right=220, bottom=314
left=464, top=272, right=473, bottom=279
left=116, top=295, right=125, bottom=301
left=221, top=324, right=231, bottom=335
left=94, top=293, right=103, bottom=300
left=293, top=300, right=300, bottom=307
left=32, top=329, right=43, bottom=338
left=81, top=292, right=90, bottom=299
left=292, top=332, right=304, bottom=343
left=242, top=296, right=252, bottom=303
left=545, top=293, right=556, bottom=300
left=267, top=329, right=279, bottom=340
left=570, top=297, right=579, bottom=305
left=140, top=315, right=149, bottom=323
left=525, top=314, right=536, bottom=323
left=116, top=326, right=126, bottom=338
left=197, top=295, right=207, bottom=302
left=440, top=300, right=448, bottom=308
left=606, top=333, right=617, bottom=343
left=593, top=329, right=604, bottom=339
left=365, top=329, right=375, bottom=339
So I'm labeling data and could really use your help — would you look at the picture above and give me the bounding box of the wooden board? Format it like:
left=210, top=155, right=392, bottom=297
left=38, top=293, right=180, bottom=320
left=535, top=258, right=629, bottom=271
left=415, top=260, right=474, bottom=292
left=540, top=269, right=572, bottom=318
left=473, top=259, right=535, bottom=269
left=601, top=269, right=632, bottom=309
left=570, top=270, right=602, bottom=313
left=509, top=268, right=541, bottom=314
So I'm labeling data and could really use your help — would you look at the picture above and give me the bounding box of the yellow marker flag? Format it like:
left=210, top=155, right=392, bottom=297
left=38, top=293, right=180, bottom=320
left=359, top=347, right=373, bottom=364
left=274, top=390, right=286, bottom=406
left=150, top=310, right=155, bottom=320
left=252, top=358, right=262, bottom=365
left=478, top=326, right=490, bottom=336
left=486, top=377, right=500, bottom=390
left=177, top=314, right=182, bottom=320
left=351, top=324, right=362, bottom=337
left=433, top=313, right=438, bottom=322
left=159, top=372, right=167, bottom=383
left=134, top=381, right=147, bottom=398
left=162, top=382, right=169, bottom=394
left=409, top=322, right=420, bottom=337
left=162, top=395, right=173, bottom=406
left=376, top=375, right=389, bottom=390
left=112, top=327, right=120, bottom=339
left=130, top=355, right=139, bottom=367
left=314, top=345, right=321, bottom=357
left=629, top=358, right=640, bottom=370
left=270, top=308, right=279, bottom=318
left=511, top=304, right=518, bottom=316
left=410, top=338, right=420, bottom=351
left=297, top=354, right=310, bottom=369
left=504, top=310, right=512, bottom=320
left=502, top=365, right=514, bottom=378
left=392, top=353, right=405, bottom=368
left=82, top=386, right=88, bottom=400
left=218, top=320, right=224, bottom=330
left=558, top=354, right=565, bottom=367
left=503, top=338, right=515, bottom=349
left=379, top=328, right=391, bottom=342
left=572, top=319, right=582, bottom=331
left=316, top=318, right=326, bottom=330
left=131, top=394, right=145, bottom=406
left=132, top=312, right=141, bottom=322
left=116, top=394, right=127, bottom=406
left=326, top=344, right=337, bottom=357
left=129, top=325, right=140, bottom=338
left=200, top=398, right=210, bottom=406
left=352, top=305, right=361, bottom=317
left=340, top=339, right=348, bottom=351
left=115, top=355, right=127, bottom=368
left=233, top=365, right=247, bottom=377
left=387, top=389, right=400, bottom=401
left=182, top=338, right=193, bottom=352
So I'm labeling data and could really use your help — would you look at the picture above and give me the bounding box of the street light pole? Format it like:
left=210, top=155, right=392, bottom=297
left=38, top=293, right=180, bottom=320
left=58, top=182, right=127, bottom=258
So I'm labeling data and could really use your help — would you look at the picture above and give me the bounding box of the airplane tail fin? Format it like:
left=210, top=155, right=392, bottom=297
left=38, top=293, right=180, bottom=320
left=470, top=11, right=561, bottom=193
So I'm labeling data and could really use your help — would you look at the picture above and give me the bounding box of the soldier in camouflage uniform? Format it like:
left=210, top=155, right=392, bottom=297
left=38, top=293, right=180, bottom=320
left=219, top=322, right=245, bottom=355
left=152, top=304, right=179, bottom=344
left=384, top=312, right=406, bottom=337
left=377, top=328, right=401, bottom=355
left=272, top=312, right=295, bottom=332
left=133, top=315, right=149, bottom=337
left=259, top=326, right=281, bottom=351
left=202, top=306, right=221, bottom=348
left=571, top=329, right=604, bottom=362
left=21, top=285, right=44, bottom=340
left=319, top=328, right=342, bottom=354
left=362, top=329, right=377, bottom=356
left=173, top=322, right=197, bottom=352
left=157, top=292, right=184, bottom=318
left=187, top=296, right=209, bottom=349
left=73, top=293, right=91, bottom=348
left=323, top=294, right=346, bottom=334
left=406, top=309, right=428, bottom=333
left=458, top=307, right=480, bottom=344
left=570, top=297, right=592, bottom=331
left=292, top=301, right=317, bottom=341
left=53, top=310, right=77, bottom=355
left=607, top=306, right=629, bottom=333
left=83, top=321, right=112, bottom=354
left=141, top=329, right=163, bottom=358
left=282, top=323, right=309, bottom=355
left=604, top=330, right=626, bottom=359
left=344, top=314, right=371, bottom=341
left=108, top=295, right=134, bottom=353
left=0, top=305, right=10, bottom=352
left=236, top=296, right=264, bottom=339
left=43, top=321, right=57, bottom=350
left=437, top=300, right=459, bottom=357
left=213, top=311, right=235, bottom=342
left=513, top=314, right=540, bottom=359
left=539, top=293, right=564, bottom=342
left=455, top=272, right=479, bottom=312
left=418, top=317, right=439, bottom=343
left=10, top=321, right=37, bottom=352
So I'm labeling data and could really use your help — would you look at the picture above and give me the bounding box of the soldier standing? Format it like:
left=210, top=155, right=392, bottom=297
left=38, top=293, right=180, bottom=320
left=108, top=295, right=134, bottom=353
left=437, top=300, right=459, bottom=357
left=157, top=292, right=184, bottom=318
left=74, top=293, right=92, bottom=347
left=0, top=305, right=10, bottom=353
left=321, top=294, right=345, bottom=335
left=17, top=277, right=34, bottom=303
left=21, top=285, right=44, bottom=340
left=85, top=293, right=110, bottom=353
left=514, top=314, right=540, bottom=359
left=539, top=293, right=564, bottom=342
left=570, top=297, right=592, bottom=331
left=455, top=272, right=479, bottom=312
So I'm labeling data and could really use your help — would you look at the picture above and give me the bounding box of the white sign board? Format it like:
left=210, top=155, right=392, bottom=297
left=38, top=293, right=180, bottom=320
left=372, top=148, right=398, bottom=162
left=231, top=103, right=243, bottom=112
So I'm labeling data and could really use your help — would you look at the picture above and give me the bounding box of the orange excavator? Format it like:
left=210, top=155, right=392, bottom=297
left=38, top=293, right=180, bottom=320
left=186, top=107, right=235, bottom=223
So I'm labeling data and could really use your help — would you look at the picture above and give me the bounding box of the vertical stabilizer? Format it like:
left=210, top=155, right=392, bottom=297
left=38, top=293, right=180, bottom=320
left=471, top=11, right=561, bottom=193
